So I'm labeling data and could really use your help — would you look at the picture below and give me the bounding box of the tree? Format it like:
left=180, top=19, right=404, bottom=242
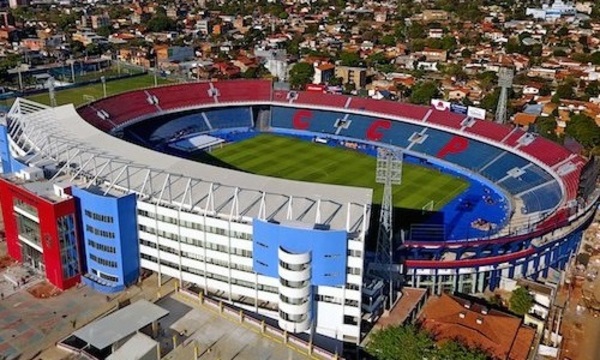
left=480, top=88, right=500, bottom=112
left=461, top=48, right=472, bottom=59
left=339, top=51, right=361, bottom=67
left=380, top=34, right=396, bottom=47
left=441, top=36, right=457, bottom=51
left=410, top=81, right=439, bottom=105
left=437, top=340, right=488, bottom=360
left=288, top=62, right=314, bottom=89
left=146, top=13, right=177, bottom=32
left=509, top=287, right=534, bottom=316
left=565, top=114, right=600, bottom=148
left=556, top=26, right=569, bottom=37
left=535, top=115, right=561, bottom=143
left=585, top=81, right=600, bottom=98
left=591, top=51, right=600, bottom=65
left=552, top=82, right=575, bottom=102
left=96, top=25, right=112, bottom=38
left=366, top=325, right=435, bottom=360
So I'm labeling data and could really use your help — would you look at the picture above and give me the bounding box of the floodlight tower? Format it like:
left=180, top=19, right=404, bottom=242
left=48, top=76, right=57, bottom=108
left=375, top=148, right=403, bottom=309
left=495, top=67, right=514, bottom=125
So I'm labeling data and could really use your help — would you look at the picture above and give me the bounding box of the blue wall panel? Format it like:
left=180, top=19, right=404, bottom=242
left=0, top=125, right=11, bottom=174
left=252, top=219, right=348, bottom=286
left=72, top=187, right=139, bottom=291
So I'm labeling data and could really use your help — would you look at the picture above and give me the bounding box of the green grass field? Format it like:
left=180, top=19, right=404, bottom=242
left=207, top=134, right=469, bottom=210
left=22, top=74, right=172, bottom=107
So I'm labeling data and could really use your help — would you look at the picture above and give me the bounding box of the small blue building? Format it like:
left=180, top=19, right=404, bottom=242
left=72, top=187, right=139, bottom=293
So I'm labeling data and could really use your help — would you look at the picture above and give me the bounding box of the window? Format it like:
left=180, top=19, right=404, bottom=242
left=85, top=225, right=115, bottom=239
left=97, top=271, right=118, bottom=282
left=89, top=254, right=117, bottom=268
left=347, top=267, right=361, bottom=276
left=88, top=240, right=116, bottom=254
left=84, top=210, right=114, bottom=223
left=16, top=214, right=41, bottom=246
left=344, top=315, right=358, bottom=326
left=13, top=198, right=38, bottom=218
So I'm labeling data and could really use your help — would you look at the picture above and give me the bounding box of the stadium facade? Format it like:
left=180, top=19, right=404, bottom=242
left=0, top=80, right=598, bottom=349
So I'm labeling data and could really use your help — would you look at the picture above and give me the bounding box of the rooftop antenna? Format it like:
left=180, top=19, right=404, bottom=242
left=495, top=67, right=514, bottom=125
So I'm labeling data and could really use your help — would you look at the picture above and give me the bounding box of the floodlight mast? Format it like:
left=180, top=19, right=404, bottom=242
left=375, top=148, right=403, bottom=309
left=495, top=67, right=514, bottom=125
left=48, top=77, right=57, bottom=108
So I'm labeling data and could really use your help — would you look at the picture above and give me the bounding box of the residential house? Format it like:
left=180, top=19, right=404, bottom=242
left=448, top=87, right=470, bottom=101
left=419, top=293, right=536, bottom=360
left=417, top=48, right=447, bottom=62
left=313, top=62, right=335, bottom=85
left=335, top=65, right=367, bottom=89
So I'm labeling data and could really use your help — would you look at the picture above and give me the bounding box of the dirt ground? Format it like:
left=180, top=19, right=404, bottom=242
left=0, top=254, right=14, bottom=270
left=558, top=221, right=600, bottom=360
left=27, top=281, right=62, bottom=299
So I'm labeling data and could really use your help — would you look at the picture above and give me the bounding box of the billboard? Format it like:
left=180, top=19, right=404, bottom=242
left=450, top=103, right=468, bottom=115
left=305, top=84, right=327, bottom=93
left=467, top=106, right=486, bottom=120
left=431, top=98, right=451, bottom=111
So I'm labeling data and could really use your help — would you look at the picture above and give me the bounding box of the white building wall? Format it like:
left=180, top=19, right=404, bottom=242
left=135, top=199, right=365, bottom=344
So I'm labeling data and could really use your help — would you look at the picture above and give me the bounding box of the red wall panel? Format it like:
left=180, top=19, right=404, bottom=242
left=0, top=178, right=80, bottom=290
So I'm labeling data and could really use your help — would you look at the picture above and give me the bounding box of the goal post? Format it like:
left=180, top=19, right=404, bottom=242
left=83, top=94, right=96, bottom=103
left=422, top=200, right=434, bottom=212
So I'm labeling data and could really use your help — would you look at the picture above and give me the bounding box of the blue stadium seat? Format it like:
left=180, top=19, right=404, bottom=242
left=499, top=166, right=553, bottom=195
left=150, top=113, right=210, bottom=141
left=520, top=181, right=562, bottom=214
left=204, top=107, right=253, bottom=129
left=480, top=152, right=530, bottom=182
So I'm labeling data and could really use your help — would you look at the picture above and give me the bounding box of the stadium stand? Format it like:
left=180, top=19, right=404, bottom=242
left=480, top=152, right=531, bottom=182
left=348, top=97, right=431, bottom=121
left=268, top=105, right=568, bottom=216
left=520, top=137, right=573, bottom=167
left=294, top=92, right=351, bottom=108
left=149, top=113, right=210, bottom=142
left=213, top=79, right=272, bottom=103
left=465, top=120, right=513, bottom=142
left=426, top=110, right=465, bottom=129
left=498, top=166, right=553, bottom=195
left=203, top=107, right=253, bottom=129
left=501, top=128, right=527, bottom=147
left=78, top=81, right=272, bottom=132
left=82, top=91, right=157, bottom=130
left=79, top=85, right=586, bottom=223
left=150, top=83, right=214, bottom=111
left=520, top=181, right=563, bottom=214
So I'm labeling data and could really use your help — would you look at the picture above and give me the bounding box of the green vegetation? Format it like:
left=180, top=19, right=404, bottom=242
left=23, top=74, right=171, bottom=107
left=288, top=62, right=314, bottom=90
left=366, top=324, right=489, bottom=360
left=410, top=81, right=440, bottom=105
left=206, top=134, right=468, bottom=209
left=509, top=287, right=534, bottom=316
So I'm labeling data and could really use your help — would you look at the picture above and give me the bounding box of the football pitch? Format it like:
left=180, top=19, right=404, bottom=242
left=23, top=74, right=172, bottom=107
left=207, top=134, right=469, bottom=210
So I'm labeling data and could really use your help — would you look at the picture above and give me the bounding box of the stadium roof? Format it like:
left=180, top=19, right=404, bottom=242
left=7, top=99, right=371, bottom=232
left=72, top=299, right=168, bottom=350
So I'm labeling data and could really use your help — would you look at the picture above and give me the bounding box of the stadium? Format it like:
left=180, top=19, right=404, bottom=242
left=0, top=79, right=598, bottom=352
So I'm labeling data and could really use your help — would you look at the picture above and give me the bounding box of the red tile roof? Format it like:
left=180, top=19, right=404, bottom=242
left=419, top=294, right=535, bottom=360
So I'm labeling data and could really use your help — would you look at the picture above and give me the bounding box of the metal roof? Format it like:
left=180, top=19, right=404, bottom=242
left=6, top=99, right=371, bottom=232
left=106, top=332, right=157, bottom=360
left=72, top=299, right=168, bottom=350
